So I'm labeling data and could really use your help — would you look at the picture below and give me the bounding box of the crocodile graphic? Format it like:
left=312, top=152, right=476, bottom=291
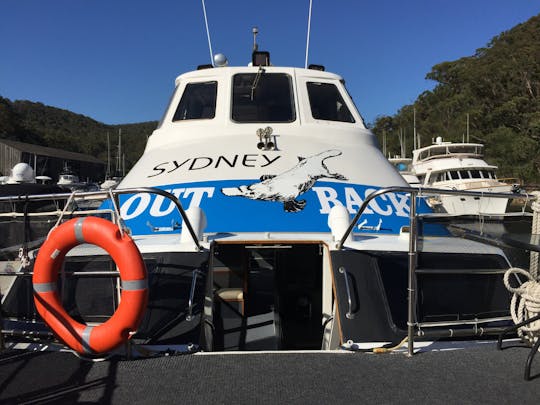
left=221, top=149, right=347, bottom=212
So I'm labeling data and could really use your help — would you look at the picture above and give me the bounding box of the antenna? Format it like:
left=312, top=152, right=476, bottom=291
left=304, top=0, right=313, bottom=68
left=201, top=0, right=214, bottom=66
left=252, top=27, right=259, bottom=52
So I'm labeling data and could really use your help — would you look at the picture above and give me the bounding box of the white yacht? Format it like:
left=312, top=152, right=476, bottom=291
left=388, top=155, right=421, bottom=187
left=411, top=136, right=517, bottom=215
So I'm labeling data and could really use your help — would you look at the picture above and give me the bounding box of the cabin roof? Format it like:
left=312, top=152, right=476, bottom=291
left=174, top=66, right=343, bottom=86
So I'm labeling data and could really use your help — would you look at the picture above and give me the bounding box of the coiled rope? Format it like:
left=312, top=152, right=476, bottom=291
left=529, top=191, right=540, bottom=280
left=504, top=267, right=540, bottom=343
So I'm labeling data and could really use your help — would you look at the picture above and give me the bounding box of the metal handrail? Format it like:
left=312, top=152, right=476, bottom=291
left=114, top=188, right=203, bottom=251
left=336, top=185, right=533, bottom=249
left=338, top=267, right=354, bottom=319
left=186, top=269, right=201, bottom=321
left=0, top=187, right=203, bottom=250
left=335, top=185, right=535, bottom=357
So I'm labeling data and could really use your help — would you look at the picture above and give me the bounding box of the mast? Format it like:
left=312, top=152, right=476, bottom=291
left=413, top=108, right=416, bottom=151
left=106, top=132, right=111, bottom=179
left=116, top=129, right=122, bottom=176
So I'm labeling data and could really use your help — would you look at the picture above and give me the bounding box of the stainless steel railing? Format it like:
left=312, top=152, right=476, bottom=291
left=335, top=185, right=535, bottom=356
left=0, top=187, right=203, bottom=250
left=0, top=187, right=206, bottom=351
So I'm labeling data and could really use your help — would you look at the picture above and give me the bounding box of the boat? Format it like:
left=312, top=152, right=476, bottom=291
left=1, top=32, right=539, bottom=402
left=388, top=155, right=421, bottom=187
left=410, top=137, right=519, bottom=215
left=100, top=131, right=124, bottom=190
left=57, top=164, right=99, bottom=192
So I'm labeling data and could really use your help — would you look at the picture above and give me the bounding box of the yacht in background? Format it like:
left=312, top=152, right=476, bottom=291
left=100, top=130, right=124, bottom=190
left=388, top=155, right=421, bottom=187
left=411, top=136, right=518, bottom=215
left=57, top=165, right=99, bottom=192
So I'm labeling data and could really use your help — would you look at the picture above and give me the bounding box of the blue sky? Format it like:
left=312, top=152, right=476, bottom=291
left=1, top=1, right=539, bottom=126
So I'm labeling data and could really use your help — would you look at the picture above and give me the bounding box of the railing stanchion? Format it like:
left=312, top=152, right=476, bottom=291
left=407, top=190, right=418, bottom=357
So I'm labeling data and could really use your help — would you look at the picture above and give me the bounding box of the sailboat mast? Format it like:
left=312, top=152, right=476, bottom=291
left=106, top=132, right=111, bottom=178
left=116, top=129, right=122, bottom=175
left=413, top=108, right=416, bottom=151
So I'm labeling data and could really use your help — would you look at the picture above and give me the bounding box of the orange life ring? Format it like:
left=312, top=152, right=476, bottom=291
left=33, top=217, right=148, bottom=355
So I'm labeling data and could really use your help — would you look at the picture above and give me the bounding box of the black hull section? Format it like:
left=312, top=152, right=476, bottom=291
left=331, top=250, right=511, bottom=344
left=2, top=251, right=212, bottom=352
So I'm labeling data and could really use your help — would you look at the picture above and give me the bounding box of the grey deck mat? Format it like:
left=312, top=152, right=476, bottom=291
left=1, top=342, right=539, bottom=404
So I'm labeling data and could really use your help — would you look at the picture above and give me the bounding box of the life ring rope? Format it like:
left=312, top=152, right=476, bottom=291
left=33, top=216, right=148, bottom=355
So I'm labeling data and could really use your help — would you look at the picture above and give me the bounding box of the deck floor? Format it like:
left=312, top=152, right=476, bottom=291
left=1, top=341, right=540, bottom=404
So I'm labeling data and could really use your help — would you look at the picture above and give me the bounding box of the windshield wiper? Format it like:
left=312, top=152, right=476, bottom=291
left=250, top=66, right=264, bottom=101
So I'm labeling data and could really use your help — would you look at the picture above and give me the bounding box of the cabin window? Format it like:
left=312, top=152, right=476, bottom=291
left=173, top=81, right=217, bottom=121
left=470, top=170, right=481, bottom=179
left=449, top=171, right=460, bottom=180
left=307, top=82, right=355, bottom=123
left=231, top=73, right=295, bottom=122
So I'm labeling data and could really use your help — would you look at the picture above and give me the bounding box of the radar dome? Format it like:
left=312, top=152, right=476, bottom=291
left=213, top=53, right=228, bottom=67
left=7, top=163, right=35, bottom=184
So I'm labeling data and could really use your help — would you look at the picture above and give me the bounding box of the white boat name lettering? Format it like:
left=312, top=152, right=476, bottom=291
left=121, top=188, right=214, bottom=219
left=312, top=187, right=409, bottom=217
left=120, top=185, right=409, bottom=221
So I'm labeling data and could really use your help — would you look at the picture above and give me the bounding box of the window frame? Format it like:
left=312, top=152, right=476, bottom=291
left=230, top=72, right=296, bottom=123
left=306, top=81, right=356, bottom=123
left=172, top=80, right=218, bottom=122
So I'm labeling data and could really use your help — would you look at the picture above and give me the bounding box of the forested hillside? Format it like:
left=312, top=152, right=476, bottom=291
left=0, top=97, right=156, bottom=170
left=1, top=14, right=539, bottom=181
left=372, top=14, right=540, bottom=183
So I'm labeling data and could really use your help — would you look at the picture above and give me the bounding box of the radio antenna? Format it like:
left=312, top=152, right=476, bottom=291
left=201, top=0, right=214, bottom=66
left=304, top=0, right=313, bottom=68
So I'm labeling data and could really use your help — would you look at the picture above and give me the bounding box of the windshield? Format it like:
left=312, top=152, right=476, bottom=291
left=232, top=73, right=295, bottom=123
left=307, top=82, right=355, bottom=123
left=173, top=81, right=217, bottom=121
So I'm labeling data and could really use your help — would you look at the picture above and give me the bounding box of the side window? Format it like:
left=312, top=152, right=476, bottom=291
left=232, top=73, right=295, bottom=122
left=173, top=81, right=217, bottom=121
left=307, top=82, right=355, bottom=123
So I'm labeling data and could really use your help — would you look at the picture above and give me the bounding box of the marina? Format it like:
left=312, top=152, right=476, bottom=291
left=2, top=3, right=540, bottom=404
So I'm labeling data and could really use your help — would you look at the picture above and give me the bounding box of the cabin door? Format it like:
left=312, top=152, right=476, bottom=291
left=211, top=243, right=324, bottom=351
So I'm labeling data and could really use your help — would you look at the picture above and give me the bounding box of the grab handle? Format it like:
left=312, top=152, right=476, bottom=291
left=339, top=267, right=355, bottom=319
left=186, top=270, right=201, bottom=321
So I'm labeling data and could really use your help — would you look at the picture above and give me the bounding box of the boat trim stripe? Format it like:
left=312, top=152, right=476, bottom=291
left=121, top=279, right=148, bottom=291
left=33, top=282, right=57, bottom=293
left=82, top=326, right=93, bottom=354
left=50, top=249, right=61, bottom=260
left=74, top=218, right=85, bottom=242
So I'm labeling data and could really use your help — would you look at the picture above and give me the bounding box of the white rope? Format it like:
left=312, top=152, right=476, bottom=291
left=529, top=191, right=540, bottom=280
left=504, top=267, right=540, bottom=343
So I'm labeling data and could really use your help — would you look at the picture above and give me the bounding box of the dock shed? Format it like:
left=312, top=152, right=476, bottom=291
left=0, top=139, right=105, bottom=183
